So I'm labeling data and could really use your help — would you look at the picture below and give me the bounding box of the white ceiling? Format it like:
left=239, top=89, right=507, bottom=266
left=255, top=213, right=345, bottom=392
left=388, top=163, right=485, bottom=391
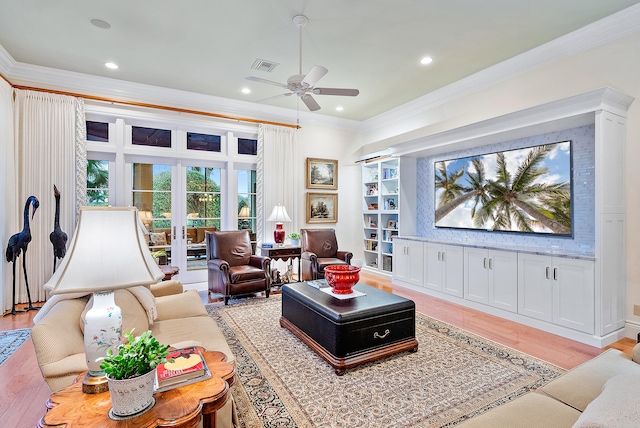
left=1, top=0, right=639, bottom=121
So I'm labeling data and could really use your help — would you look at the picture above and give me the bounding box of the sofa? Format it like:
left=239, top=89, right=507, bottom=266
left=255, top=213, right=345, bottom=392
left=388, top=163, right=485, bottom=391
left=31, top=280, right=236, bottom=427
left=458, top=345, right=640, bottom=427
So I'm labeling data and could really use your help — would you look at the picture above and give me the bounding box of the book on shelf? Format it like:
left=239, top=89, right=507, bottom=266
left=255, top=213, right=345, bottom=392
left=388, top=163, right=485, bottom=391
left=155, top=347, right=211, bottom=391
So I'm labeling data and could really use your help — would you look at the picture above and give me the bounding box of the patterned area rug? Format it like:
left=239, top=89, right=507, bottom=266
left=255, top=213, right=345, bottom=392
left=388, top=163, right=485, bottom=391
left=207, top=295, right=565, bottom=428
left=0, top=328, right=31, bottom=366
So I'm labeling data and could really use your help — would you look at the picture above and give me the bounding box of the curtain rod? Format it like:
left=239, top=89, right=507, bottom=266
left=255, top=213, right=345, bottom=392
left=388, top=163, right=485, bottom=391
left=0, top=72, right=299, bottom=129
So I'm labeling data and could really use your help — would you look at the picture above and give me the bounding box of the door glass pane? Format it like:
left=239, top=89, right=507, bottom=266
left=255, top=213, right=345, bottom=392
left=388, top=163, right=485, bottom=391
left=132, top=163, right=172, bottom=265
left=237, top=170, right=256, bottom=231
left=186, top=166, right=221, bottom=271
left=87, top=159, right=109, bottom=206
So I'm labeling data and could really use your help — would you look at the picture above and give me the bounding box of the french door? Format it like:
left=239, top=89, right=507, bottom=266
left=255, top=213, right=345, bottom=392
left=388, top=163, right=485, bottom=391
left=131, top=160, right=224, bottom=284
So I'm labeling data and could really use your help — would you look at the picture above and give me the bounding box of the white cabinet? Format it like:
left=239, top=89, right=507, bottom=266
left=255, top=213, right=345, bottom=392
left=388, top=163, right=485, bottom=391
left=424, top=243, right=464, bottom=297
left=393, top=239, right=423, bottom=287
left=464, top=247, right=518, bottom=312
left=518, top=254, right=594, bottom=334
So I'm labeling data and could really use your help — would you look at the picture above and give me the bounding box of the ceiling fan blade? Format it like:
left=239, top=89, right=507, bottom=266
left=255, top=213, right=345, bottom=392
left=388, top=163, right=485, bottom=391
left=301, top=65, right=328, bottom=88
left=256, top=93, right=293, bottom=103
left=301, top=94, right=321, bottom=111
left=245, top=76, right=288, bottom=89
left=313, top=88, right=360, bottom=96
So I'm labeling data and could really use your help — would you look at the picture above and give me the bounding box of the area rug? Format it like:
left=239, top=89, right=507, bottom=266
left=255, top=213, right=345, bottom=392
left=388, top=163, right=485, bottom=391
left=207, top=296, right=564, bottom=428
left=0, top=328, right=31, bottom=367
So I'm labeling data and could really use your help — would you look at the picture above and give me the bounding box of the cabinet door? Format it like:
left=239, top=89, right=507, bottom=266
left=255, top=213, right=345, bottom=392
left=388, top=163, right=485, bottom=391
left=392, top=239, right=409, bottom=282
left=517, top=253, right=553, bottom=322
left=442, top=245, right=464, bottom=297
left=464, top=247, right=489, bottom=304
left=424, top=243, right=443, bottom=291
left=489, top=250, right=518, bottom=313
left=406, top=241, right=424, bottom=287
left=552, top=258, right=595, bottom=334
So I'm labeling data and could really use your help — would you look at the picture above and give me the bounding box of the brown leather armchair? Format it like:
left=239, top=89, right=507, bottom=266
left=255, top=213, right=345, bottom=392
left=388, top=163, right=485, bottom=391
left=300, top=228, right=353, bottom=281
left=206, top=230, right=271, bottom=305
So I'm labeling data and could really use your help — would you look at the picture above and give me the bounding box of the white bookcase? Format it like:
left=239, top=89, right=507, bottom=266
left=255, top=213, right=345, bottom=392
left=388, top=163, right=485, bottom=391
left=361, top=157, right=416, bottom=276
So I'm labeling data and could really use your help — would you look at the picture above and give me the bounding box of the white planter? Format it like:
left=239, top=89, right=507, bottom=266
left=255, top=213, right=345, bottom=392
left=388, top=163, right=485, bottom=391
left=107, top=369, right=156, bottom=418
left=291, top=239, right=300, bottom=247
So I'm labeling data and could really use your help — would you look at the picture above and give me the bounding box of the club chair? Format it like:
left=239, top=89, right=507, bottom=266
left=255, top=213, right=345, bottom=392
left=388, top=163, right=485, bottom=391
left=300, top=228, right=353, bottom=281
left=206, top=230, right=271, bottom=305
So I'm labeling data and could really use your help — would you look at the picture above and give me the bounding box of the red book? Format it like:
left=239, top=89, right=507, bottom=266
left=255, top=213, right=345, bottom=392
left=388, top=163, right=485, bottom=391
left=156, top=347, right=206, bottom=388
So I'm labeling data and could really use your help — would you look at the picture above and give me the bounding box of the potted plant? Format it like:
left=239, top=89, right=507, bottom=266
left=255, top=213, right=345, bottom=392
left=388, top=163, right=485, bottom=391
left=99, top=329, right=172, bottom=418
left=289, top=233, right=301, bottom=247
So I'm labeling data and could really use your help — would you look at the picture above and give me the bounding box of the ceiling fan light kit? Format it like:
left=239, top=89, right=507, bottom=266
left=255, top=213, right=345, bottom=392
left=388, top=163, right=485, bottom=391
left=246, top=14, right=359, bottom=112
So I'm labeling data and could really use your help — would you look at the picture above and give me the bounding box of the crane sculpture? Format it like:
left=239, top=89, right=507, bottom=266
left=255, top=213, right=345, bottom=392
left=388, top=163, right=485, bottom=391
left=49, top=185, right=68, bottom=273
left=4, top=195, right=40, bottom=315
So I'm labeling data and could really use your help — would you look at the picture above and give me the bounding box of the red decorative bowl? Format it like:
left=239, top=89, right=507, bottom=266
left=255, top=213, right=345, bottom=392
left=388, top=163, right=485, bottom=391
left=324, top=265, right=361, bottom=294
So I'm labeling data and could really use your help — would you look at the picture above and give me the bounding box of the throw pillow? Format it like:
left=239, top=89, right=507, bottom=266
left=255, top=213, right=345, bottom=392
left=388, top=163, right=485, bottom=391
left=573, top=374, right=640, bottom=428
left=150, top=232, right=167, bottom=246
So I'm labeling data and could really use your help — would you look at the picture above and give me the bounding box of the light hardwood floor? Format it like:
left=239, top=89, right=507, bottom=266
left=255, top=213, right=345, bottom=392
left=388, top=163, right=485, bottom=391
left=1, top=273, right=635, bottom=427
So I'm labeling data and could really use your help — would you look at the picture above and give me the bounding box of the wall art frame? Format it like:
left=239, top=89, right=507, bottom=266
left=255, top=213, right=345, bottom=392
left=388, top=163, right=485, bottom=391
left=306, top=158, right=338, bottom=190
left=306, top=192, right=338, bottom=223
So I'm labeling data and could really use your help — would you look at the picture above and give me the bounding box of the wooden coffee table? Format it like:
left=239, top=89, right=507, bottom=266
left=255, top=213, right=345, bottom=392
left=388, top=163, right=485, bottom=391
left=280, top=282, right=418, bottom=375
left=39, top=350, right=234, bottom=428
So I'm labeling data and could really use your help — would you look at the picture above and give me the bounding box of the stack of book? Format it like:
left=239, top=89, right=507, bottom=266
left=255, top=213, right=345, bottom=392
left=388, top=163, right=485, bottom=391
left=154, top=347, right=211, bottom=392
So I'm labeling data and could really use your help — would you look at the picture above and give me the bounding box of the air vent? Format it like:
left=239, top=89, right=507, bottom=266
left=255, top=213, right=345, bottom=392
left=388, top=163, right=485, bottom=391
left=251, top=59, right=279, bottom=72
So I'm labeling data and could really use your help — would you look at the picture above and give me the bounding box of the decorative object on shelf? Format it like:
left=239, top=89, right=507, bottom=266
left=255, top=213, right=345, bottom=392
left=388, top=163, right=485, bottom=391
left=387, top=219, right=397, bottom=229
left=306, top=157, right=338, bottom=190
left=44, top=206, right=164, bottom=393
left=49, top=185, right=68, bottom=274
left=307, top=193, right=338, bottom=223
left=366, top=184, right=378, bottom=195
left=324, top=265, right=361, bottom=294
left=100, top=330, right=171, bottom=418
left=5, top=195, right=40, bottom=316
left=289, top=233, right=301, bottom=247
left=367, top=203, right=378, bottom=210
left=266, top=204, right=292, bottom=245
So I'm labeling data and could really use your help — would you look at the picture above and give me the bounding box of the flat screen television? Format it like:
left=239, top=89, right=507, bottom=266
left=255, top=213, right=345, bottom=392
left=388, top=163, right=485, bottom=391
left=434, top=141, right=572, bottom=236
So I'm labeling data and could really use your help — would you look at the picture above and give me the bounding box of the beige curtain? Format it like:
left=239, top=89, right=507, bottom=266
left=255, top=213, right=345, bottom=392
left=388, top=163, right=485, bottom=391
left=256, top=124, right=298, bottom=251
left=6, top=90, right=85, bottom=308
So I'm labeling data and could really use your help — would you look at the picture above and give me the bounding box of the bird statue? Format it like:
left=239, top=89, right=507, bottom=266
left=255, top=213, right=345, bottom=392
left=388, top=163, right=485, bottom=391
left=49, top=185, right=68, bottom=273
left=4, top=195, right=40, bottom=315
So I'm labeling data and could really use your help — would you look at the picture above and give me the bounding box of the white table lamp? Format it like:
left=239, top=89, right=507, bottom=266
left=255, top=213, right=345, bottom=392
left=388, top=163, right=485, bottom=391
left=266, top=204, right=291, bottom=245
left=43, top=206, right=163, bottom=393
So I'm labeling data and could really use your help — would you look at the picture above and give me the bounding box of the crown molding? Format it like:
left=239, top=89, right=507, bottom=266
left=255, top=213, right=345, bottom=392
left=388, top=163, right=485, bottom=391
left=2, top=51, right=360, bottom=132
left=360, top=3, right=640, bottom=135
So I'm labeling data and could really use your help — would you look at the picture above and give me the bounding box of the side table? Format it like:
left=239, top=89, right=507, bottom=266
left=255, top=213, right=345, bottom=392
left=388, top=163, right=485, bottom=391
left=260, top=246, right=302, bottom=283
left=160, top=265, right=179, bottom=281
left=39, top=350, right=234, bottom=428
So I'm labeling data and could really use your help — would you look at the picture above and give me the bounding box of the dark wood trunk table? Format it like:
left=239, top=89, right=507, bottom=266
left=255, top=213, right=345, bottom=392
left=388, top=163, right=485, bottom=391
left=280, top=282, right=418, bottom=375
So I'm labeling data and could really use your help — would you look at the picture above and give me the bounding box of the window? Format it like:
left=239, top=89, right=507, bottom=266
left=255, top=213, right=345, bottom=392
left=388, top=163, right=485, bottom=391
left=237, top=169, right=256, bottom=231
left=86, top=160, right=109, bottom=205
left=86, top=121, right=109, bottom=142
left=131, top=163, right=172, bottom=230
left=187, top=132, right=221, bottom=152
left=132, top=126, right=171, bottom=148
left=238, top=138, right=257, bottom=155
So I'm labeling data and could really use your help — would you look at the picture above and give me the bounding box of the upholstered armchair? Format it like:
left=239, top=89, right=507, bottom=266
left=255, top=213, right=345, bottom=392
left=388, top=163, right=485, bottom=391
left=300, top=228, right=353, bottom=281
left=206, top=230, right=271, bottom=305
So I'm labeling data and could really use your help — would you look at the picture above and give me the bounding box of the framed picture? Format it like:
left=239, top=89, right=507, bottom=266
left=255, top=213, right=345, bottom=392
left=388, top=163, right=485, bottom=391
left=387, top=219, right=397, bottom=230
left=307, top=192, right=338, bottom=223
left=306, top=158, right=338, bottom=190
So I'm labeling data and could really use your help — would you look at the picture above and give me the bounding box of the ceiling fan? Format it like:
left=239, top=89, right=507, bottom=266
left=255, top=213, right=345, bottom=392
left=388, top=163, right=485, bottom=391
left=246, top=15, right=359, bottom=112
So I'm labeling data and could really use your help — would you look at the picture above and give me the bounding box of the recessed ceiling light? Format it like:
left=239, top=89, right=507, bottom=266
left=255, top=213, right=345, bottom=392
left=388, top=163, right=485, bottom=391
left=420, top=56, right=434, bottom=65
left=105, top=62, right=118, bottom=70
left=336, top=106, right=344, bottom=111
left=90, top=18, right=111, bottom=30
left=241, top=88, right=251, bottom=94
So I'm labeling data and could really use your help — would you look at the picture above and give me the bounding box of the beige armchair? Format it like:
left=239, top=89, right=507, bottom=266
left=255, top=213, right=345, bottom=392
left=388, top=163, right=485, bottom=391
left=206, top=230, right=271, bottom=305
left=300, top=228, right=353, bottom=281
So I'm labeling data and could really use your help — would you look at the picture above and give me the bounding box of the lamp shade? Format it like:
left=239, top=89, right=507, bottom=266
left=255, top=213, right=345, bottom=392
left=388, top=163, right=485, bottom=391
left=239, top=205, right=251, bottom=218
left=44, top=206, right=164, bottom=295
left=266, top=204, right=292, bottom=223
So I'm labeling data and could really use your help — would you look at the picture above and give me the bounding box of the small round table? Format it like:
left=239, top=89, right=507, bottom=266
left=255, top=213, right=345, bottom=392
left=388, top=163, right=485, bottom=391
left=39, top=350, right=234, bottom=428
